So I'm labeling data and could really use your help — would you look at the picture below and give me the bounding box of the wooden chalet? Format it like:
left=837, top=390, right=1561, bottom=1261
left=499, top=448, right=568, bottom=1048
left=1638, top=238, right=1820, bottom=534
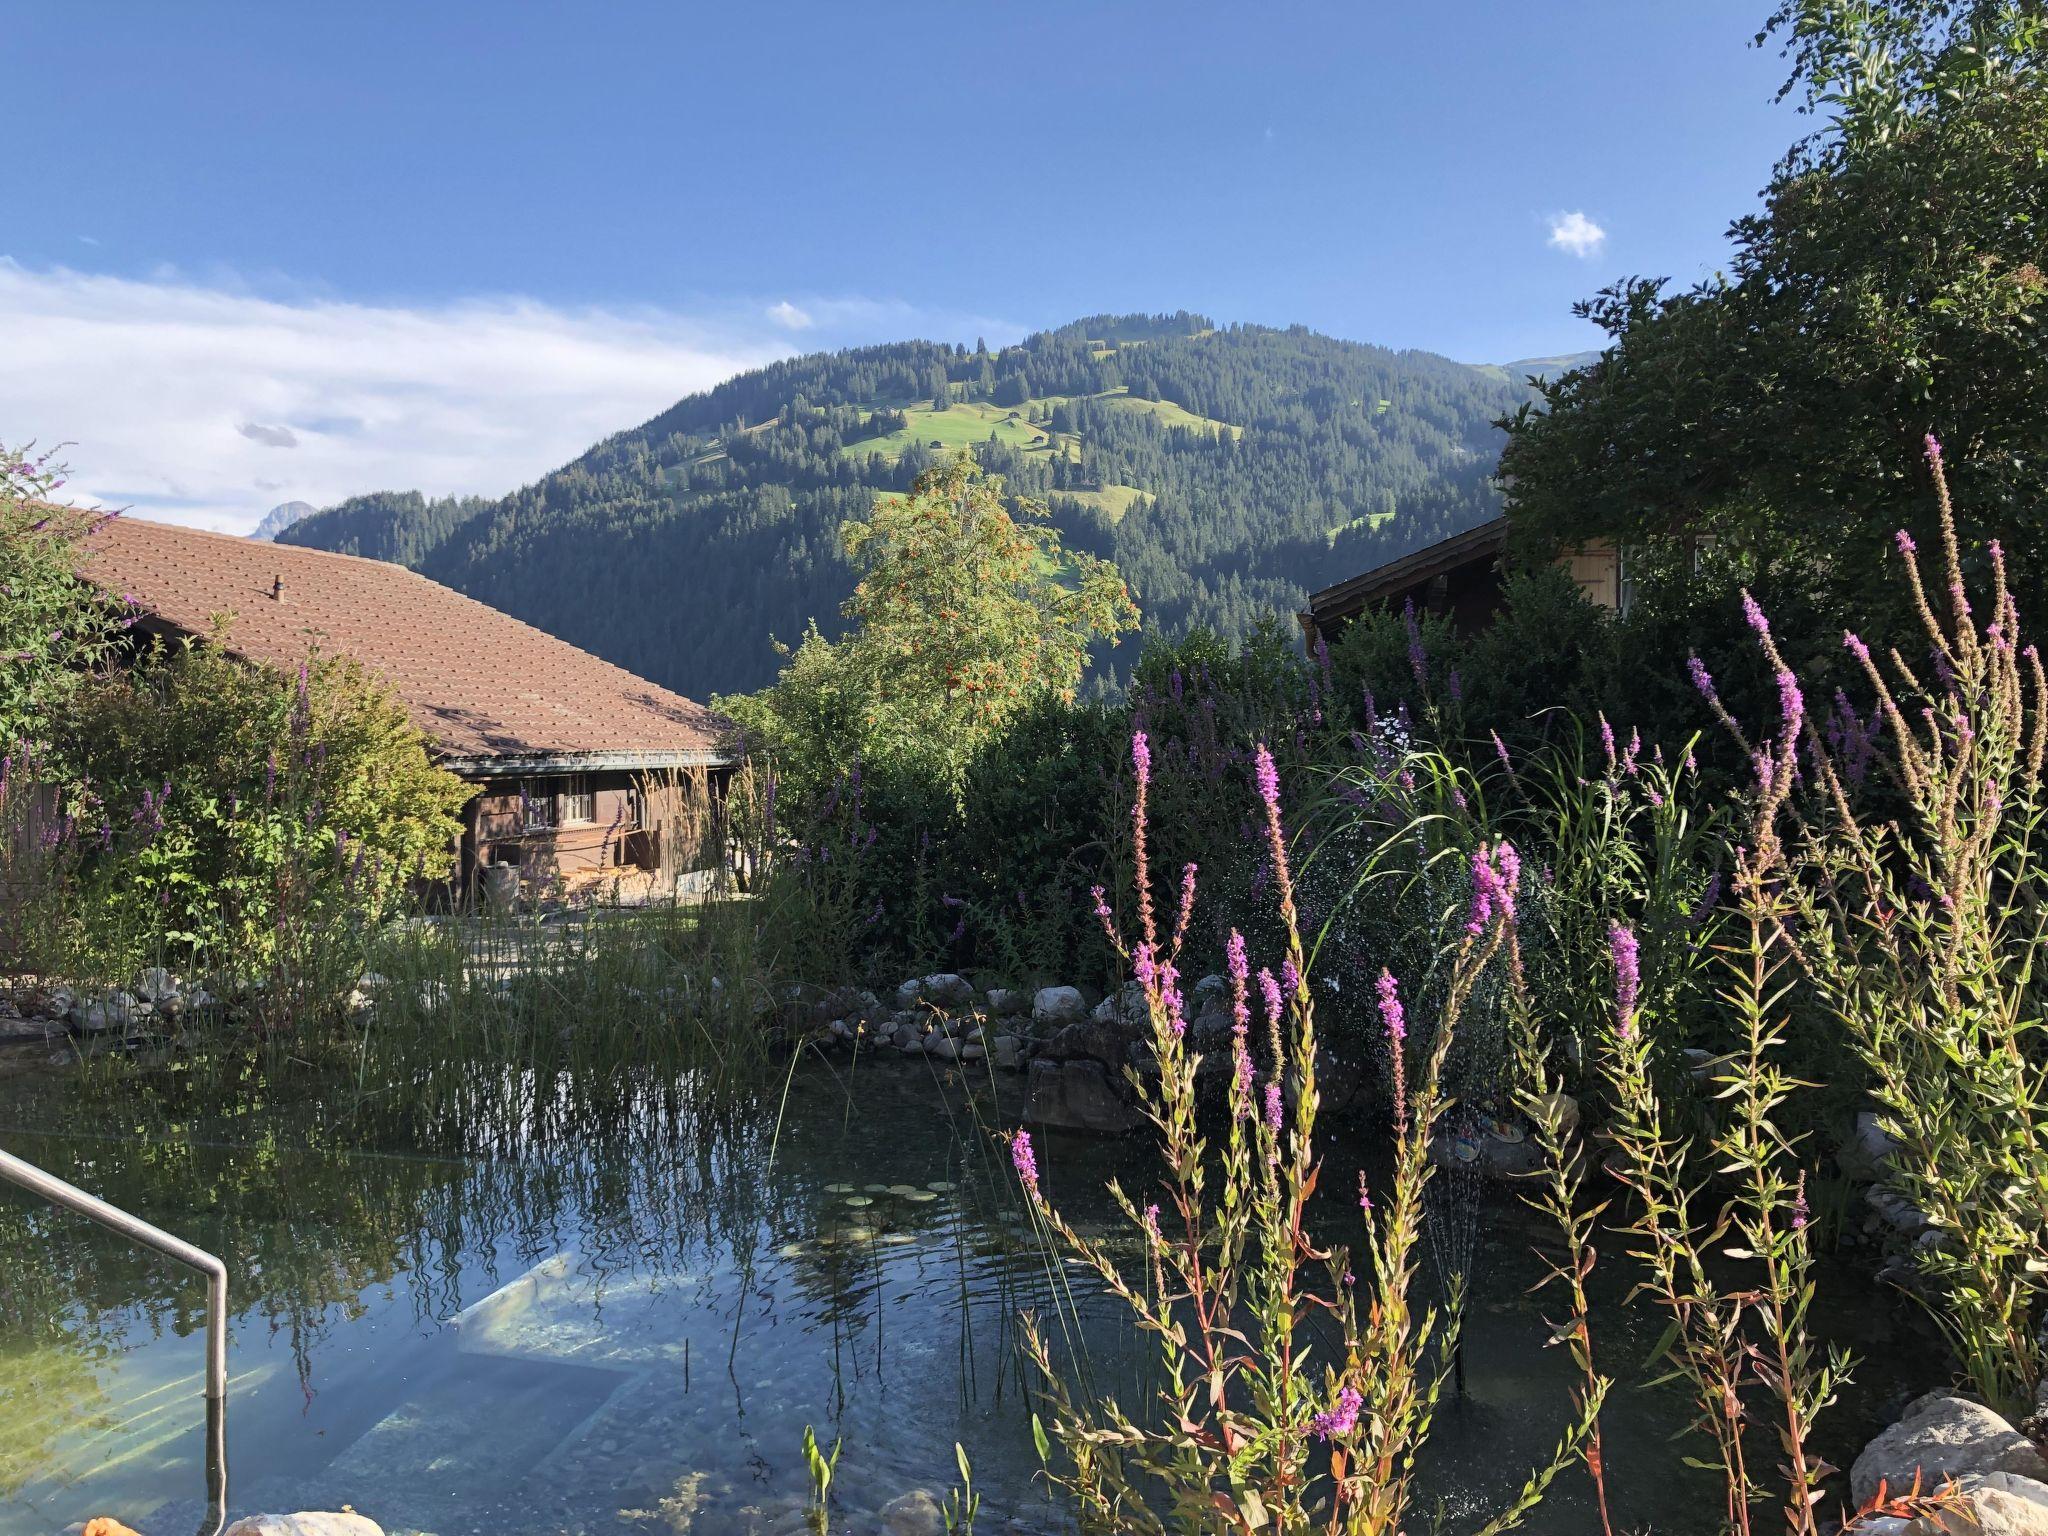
left=80, top=516, right=736, bottom=896
left=1300, top=518, right=1629, bottom=645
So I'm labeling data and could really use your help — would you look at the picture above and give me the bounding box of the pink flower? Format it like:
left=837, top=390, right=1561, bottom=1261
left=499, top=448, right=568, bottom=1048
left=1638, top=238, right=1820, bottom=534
left=1896, top=529, right=1918, bottom=557
left=1609, top=922, right=1640, bottom=1038
left=1258, top=967, right=1283, bottom=1031
left=1924, top=433, right=1943, bottom=466
left=1741, top=589, right=1771, bottom=636
left=1131, top=730, right=1152, bottom=790
left=1844, top=631, right=1872, bottom=667
left=1253, top=742, right=1281, bottom=811
left=1375, top=968, right=1406, bottom=1045
left=1143, top=1203, right=1161, bottom=1243
left=1263, top=1081, right=1283, bottom=1138
left=1358, top=1169, right=1373, bottom=1213
left=1312, top=1386, right=1363, bottom=1440
left=1009, top=1130, right=1040, bottom=1201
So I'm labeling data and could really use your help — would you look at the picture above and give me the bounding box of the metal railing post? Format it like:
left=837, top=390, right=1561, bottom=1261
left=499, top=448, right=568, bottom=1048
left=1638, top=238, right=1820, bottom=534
left=0, top=1142, right=229, bottom=1531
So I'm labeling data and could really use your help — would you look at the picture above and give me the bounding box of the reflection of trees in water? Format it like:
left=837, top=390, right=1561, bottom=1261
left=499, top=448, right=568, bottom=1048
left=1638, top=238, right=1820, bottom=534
left=0, top=1044, right=805, bottom=1398
left=0, top=1208, right=116, bottom=1498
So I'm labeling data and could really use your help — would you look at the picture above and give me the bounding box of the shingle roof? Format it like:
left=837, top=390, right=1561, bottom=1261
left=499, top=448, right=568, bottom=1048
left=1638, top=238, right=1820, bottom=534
left=80, top=515, right=733, bottom=771
left=1302, top=517, right=1509, bottom=629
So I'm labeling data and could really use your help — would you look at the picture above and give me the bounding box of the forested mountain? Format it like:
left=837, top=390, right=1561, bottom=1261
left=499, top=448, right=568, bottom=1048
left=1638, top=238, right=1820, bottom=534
left=282, top=313, right=1540, bottom=696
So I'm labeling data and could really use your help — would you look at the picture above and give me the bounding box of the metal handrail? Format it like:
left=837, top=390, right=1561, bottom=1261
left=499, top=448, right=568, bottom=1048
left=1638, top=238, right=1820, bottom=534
left=0, top=1143, right=228, bottom=1534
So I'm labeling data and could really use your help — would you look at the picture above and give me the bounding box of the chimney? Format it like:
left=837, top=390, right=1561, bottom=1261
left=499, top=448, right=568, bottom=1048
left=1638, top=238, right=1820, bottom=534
left=271, top=574, right=283, bottom=600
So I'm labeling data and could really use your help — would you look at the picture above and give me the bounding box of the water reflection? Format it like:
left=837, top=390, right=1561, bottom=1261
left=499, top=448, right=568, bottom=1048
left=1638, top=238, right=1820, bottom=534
left=0, top=1045, right=1939, bottom=1535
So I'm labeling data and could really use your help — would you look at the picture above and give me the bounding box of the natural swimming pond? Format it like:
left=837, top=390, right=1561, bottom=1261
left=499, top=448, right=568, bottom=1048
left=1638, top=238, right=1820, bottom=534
left=0, top=1050, right=1941, bottom=1535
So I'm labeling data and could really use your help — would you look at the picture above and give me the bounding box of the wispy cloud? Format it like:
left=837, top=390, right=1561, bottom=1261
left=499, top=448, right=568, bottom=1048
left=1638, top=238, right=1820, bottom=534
left=1546, top=211, right=1607, bottom=259
left=0, top=262, right=969, bottom=534
left=767, top=299, right=813, bottom=330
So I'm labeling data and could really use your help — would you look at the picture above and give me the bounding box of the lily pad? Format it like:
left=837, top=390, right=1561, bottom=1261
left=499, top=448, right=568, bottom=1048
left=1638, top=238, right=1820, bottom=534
left=925, top=1181, right=958, bottom=1193
left=844, top=1195, right=874, bottom=1208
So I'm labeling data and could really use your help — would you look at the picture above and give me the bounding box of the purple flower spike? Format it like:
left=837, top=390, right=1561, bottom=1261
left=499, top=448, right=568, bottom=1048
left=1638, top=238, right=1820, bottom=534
left=1741, top=590, right=1771, bottom=637
left=1924, top=433, right=1943, bottom=466
left=1131, top=730, right=1152, bottom=790
left=1263, top=1081, right=1284, bottom=1140
left=1257, top=967, right=1283, bottom=1030
left=1896, top=529, right=1918, bottom=557
left=1687, top=654, right=1717, bottom=703
left=1609, top=922, right=1640, bottom=1038
left=1253, top=743, right=1281, bottom=811
left=1010, top=1130, right=1040, bottom=1201
left=1376, top=968, right=1406, bottom=1044
left=1844, top=632, right=1872, bottom=666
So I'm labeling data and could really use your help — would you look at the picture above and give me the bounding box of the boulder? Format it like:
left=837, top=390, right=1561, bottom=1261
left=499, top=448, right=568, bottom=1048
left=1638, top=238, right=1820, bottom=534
left=1032, top=986, right=1088, bottom=1029
left=81, top=1521, right=144, bottom=1536
left=991, top=1034, right=1023, bottom=1071
left=1843, top=1110, right=1906, bottom=1181
left=928, top=1037, right=962, bottom=1062
left=1039, top=1014, right=1133, bottom=1069
left=919, top=973, right=974, bottom=1009
left=70, top=993, right=139, bottom=1034
left=133, top=967, right=178, bottom=1004
left=1024, top=1058, right=1144, bottom=1136
left=1852, top=1393, right=2048, bottom=1507
left=1905, top=1472, right=2048, bottom=1535
left=878, top=1489, right=944, bottom=1536
left=985, top=987, right=1029, bottom=1018
left=223, top=1515, right=384, bottom=1536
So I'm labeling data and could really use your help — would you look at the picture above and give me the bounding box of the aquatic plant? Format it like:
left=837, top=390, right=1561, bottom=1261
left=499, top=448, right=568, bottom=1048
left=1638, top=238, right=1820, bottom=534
left=1017, top=733, right=1597, bottom=1533
left=800, top=1423, right=841, bottom=1533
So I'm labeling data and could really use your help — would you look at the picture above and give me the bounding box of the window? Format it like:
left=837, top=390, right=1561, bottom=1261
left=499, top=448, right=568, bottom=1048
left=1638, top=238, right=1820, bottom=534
left=561, top=775, right=596, bottom=825
left=520, top=779, right=557, bottom=833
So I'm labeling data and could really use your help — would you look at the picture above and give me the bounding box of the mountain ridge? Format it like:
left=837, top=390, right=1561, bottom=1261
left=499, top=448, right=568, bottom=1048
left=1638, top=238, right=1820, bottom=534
left=281, top=312, right=1544, bottom=696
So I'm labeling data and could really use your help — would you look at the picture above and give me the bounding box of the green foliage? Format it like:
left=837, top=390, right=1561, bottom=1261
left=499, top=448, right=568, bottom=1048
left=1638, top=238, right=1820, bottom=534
left=1501, top=14, right=2048, bottom=645
left=0, top=445, right=132, bottom=750
left=53, top=637, right=470, bottom=973
left=282, top=314, right=1537, bottom=696
left=724, top=453, right=1137, bottom=800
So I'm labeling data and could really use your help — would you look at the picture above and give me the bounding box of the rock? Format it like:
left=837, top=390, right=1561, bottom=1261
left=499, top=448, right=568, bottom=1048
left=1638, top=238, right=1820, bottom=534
left=958, top=1041, right=986, bottom=1061
left=1187, top=1003, right=1232, bottom=1051
left=1844, top=1110, right=1906, bottom=1181
left=1906, top=1472, right=2048, bottom=1535
left=1852, top=1393, right=2048, bottom=1507
left=1032, top=986, right=1087, bottom=1029
left=920, top=973, right=974, bottom=1008
left=985, top=987, right=1029, bottom=1017
left=1024, top=1058, right=1144, bottom=1136
left=1869, top=1183, right=1935, bottom=1239
left=929, top=1037, right=962, bottom=1062
left=1680, top=1047, right=1717, bottom=1086
left=223, top=1515, right=384, bottom=1536
left=992, top=1034, right=1023, bottom=1070
left=895, top=978, right=925, bottom=1010
left=70, top=993, right=139, bottom=1034
left=1040, top=1014, right=1133, bottom=1068
left=133, top=967, right=177, bottom=1003
left=81, top=1521, right=144, bottom=1536
left=878, top=1489, right=944, bottom=1536
left=1193, top=973, right=1226, bottom=1005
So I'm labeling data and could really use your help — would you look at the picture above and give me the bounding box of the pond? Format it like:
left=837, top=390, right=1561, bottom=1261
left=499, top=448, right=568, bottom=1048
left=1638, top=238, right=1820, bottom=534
left=0, top=1049, right=1940, bottom=1535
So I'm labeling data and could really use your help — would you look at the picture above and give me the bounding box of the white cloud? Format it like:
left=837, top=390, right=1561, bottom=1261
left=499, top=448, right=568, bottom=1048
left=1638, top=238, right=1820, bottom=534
left=1546, top=211, right=1607, bottom=259
left=0, top=261, right=802, bottom=534
left=767, top=299, right=813, bottom=330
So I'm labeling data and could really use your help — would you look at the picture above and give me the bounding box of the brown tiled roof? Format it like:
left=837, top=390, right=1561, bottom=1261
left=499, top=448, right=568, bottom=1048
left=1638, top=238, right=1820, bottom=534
left=80, top=515, right=733, bottom=772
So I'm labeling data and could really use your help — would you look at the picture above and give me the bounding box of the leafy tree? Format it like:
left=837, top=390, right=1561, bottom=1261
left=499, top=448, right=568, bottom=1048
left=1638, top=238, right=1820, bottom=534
left=0, top=445, right=131, bottom=750
left=1501, top=0, right=2048, bottom=629
left=725, top=453, right=1138, bottom=794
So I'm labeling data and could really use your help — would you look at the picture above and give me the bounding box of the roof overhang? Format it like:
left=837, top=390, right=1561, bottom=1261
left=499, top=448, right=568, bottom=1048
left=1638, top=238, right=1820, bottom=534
left=439, top=748, right=738, bottom=780
left=1302, top=517, right=1510, bottom=632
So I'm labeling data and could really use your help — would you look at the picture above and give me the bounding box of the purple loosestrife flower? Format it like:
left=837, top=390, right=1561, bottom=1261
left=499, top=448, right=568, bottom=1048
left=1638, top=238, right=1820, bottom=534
left=1257, top=966, right=1283, bottom=1034
left=1378, top=968, right=1408, bottom=1130
left=1776, top=670, right=1805, bottom=736
left=1403, top=598, right=1426, bottom=685
left=1924, top=433, right=1943, bottom=466
left=1263, top=1082, right=1284, bottom=1154
left=1447, top=668, right=1463, bottom=703
left=1599, top=713, right=1617, bottom=770
left=1358, top=1169, right=1373, bottom=1214
left=1143, top=1203, right=1161, bottom=1244
left=1741, top=589, right=1771, bottom=636
left=1131, top=730, right=1152, bottom=790
left=1009, top=1130, right=1040, bottom=1202
left=1609, top=922, right=1641, bottom=1038
left=1253, top=743, right=1280, bottom=812
left=1791, top=1171, right=1810, bottom=1233
left=1896, top=529, right=1918, bottom=557
left=1844, top=631, right=1872, bottom=667
left=1312, top=1386, right=1363, bottom=1441
left=1491, top=729, right=1513, bottom=776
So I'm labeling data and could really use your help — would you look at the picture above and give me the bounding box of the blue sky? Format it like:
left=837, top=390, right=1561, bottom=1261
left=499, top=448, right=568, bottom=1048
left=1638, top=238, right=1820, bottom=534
left=3, top=2, right=1799, bottom=531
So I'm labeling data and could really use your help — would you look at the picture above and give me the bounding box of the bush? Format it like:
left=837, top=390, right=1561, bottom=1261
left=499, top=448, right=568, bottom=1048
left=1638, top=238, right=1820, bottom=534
left=52, top=637, right=471, bottom=983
